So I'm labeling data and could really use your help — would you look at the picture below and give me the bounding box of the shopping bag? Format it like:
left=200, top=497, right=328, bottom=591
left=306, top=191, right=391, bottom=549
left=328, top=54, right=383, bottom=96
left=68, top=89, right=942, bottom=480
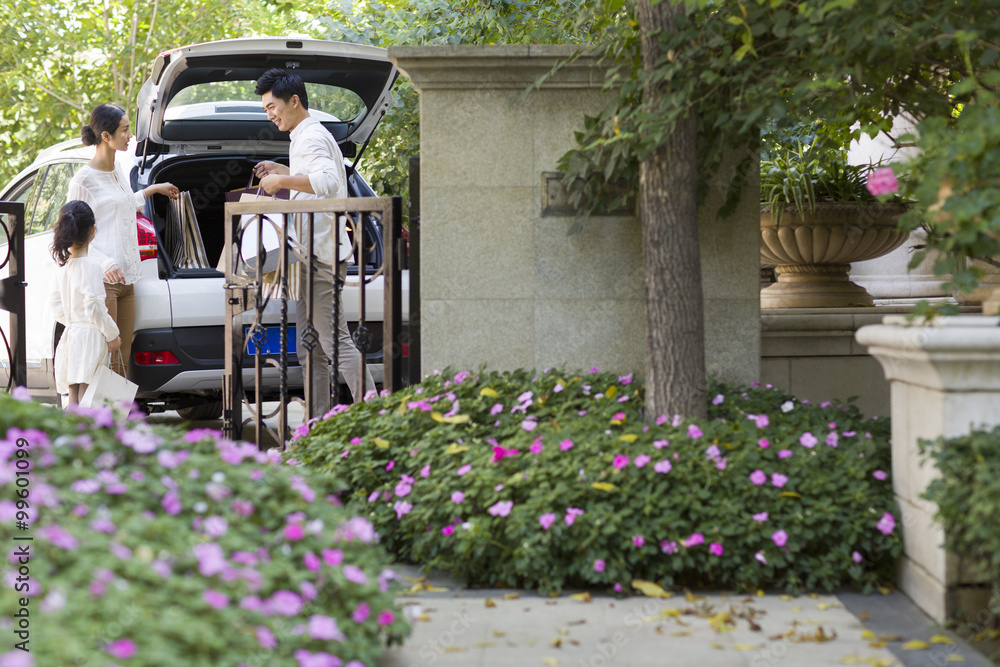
left=167, top=191, right=210, bottom=269
left=80, top=353, right=138, bottom=409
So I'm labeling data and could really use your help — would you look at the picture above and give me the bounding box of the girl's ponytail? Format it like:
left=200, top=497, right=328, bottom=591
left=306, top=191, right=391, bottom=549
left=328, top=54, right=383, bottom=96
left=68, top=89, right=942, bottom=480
left=51, top=201, right=96, bottom=266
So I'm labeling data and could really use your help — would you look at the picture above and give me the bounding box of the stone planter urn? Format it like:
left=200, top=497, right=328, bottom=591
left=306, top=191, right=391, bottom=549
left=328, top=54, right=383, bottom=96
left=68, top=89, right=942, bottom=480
left=760, top=202, right=909, bottom=308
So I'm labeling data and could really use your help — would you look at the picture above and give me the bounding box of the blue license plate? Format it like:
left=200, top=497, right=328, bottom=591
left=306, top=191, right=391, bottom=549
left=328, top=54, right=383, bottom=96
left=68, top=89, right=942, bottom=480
left=245, top=325, right=296, bottom=355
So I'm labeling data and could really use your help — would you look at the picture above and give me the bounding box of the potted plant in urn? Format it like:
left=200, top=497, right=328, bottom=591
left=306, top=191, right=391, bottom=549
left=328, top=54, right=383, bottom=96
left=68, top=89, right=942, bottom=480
left=759, top=138, right=909, bottom=308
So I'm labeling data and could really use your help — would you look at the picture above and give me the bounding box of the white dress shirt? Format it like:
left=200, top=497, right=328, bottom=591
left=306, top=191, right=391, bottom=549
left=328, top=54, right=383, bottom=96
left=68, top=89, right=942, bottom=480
left=67, top=164, right=146, bottom=284
left=288, top=115, right=353, bottom=265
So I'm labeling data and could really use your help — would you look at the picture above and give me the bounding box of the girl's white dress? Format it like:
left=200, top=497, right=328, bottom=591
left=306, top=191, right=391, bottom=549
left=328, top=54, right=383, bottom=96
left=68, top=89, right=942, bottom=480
left=49, top=257, right=120, bottom=393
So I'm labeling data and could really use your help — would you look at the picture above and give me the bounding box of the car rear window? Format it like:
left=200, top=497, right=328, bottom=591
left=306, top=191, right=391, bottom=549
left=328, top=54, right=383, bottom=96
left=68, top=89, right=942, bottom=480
left=166, top=81, right=366, bottom=123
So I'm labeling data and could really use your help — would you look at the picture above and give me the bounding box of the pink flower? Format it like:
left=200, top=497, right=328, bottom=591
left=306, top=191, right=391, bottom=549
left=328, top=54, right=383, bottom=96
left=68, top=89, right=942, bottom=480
left=539, top=513, right=556, bottom=530
left=457, top=464, right=472, bottom=476
left=772, top=530, right=788, bottom=547
left=489, top=501, right=513, bottom=517
left=683, top=533, right=704, bottom=548
left=161, top=491, right=181, bottom=516
left=866, top=167, right=899, bottom=196
left=322, top=548, right=344, bottom=567
left=256, top=625, right=277, bottom=649
left=203, top=589, right=230, bottom=609
left=758, top=438, right=770, bottom=449
left=715, top=457, right=728, bottom=471
left=309, top=615, right=345, bottom=641
left=709, top=542, right=724, bottom=556
left=343, top=565, right=368, bottom=584
left=611, top=412, right=626, bottom=422
left=613, top=583, right=622, bottom=593
left=451, top=491, right=465, bottom=504
left=530, top=442, right=544, bottom=455
left=749, top=469, right=766, bottom=485
left=284, top=524, right=304, bottom=541
left=352, top=601, right=371, bottom=623
left=594, top=559, right=606, bottom=572
left=712, top=394, right=725, bottom=405
left=653, top=459, right=672, bottom=474
left=378, top=610, right=396, bottom=626
left=778, top=449, right=792, bottom=459
left=490, top=403, right=503, bottom=415
left=653, top=439, right=669, bottom=449
left=106, top=639, right=136, bottom=659
left=394, top=481, right=412, bottom=497
left=564, top=508, right=585, bottom=526
left=393, top=501, right=412, bottom=519
left=269, top=590, right=304, bottom=616
left=612, top=454, right=630, bottom=469
left=660, top=540, right=678, bottom=554
left=687, top=424, right=703, bottom=439
left=876, top=512, right=896, bottom=536
left=441, top=525, right=454, bottom=536
left=753, top=512, right=769, bottom=522
left=294, top=650, right=343, bottom=667
left=420, top=465, right=431, bottom=478
left=385, top=460, right=395, bottom=471
left=826, top=431, right=839, bottom=447
left=771, top=473, right=788, bottom=488
left=853, top=551, right=863, bottom=563
left=799, top=432, right=818, bottom=448
left=304, top=552, right=321, bottom=571
left=521, top=420, right=537, bottom=432
left=231, top=499, right=254, bottom=517
left=559, top=439, right=574, bottom=451
left=873, top=470, right=888, bottom=481
left=634, top=454, right=651, bottom=468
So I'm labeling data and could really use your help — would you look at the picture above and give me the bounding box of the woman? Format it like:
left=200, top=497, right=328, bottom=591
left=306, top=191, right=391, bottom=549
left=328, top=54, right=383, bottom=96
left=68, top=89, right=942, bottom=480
left=68, top=103, right=178, bottom=377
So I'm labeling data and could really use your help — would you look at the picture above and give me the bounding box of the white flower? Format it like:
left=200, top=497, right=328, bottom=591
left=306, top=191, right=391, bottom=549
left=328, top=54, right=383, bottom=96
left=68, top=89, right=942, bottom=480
left=781, top=400, right=795, bottom=413
left=211, top=472, right=226, bottom=483
left=193, top=502, right=208, bottom=513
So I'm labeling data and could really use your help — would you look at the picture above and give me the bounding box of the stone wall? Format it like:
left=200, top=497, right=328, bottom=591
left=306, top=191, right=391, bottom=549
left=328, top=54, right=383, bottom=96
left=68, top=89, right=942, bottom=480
left=388, top=45, right=760, bottom=384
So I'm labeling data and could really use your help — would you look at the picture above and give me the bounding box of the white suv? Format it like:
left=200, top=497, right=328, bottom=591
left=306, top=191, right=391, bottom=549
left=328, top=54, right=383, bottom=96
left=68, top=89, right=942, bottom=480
left=0, top=38, right=406, bottom=418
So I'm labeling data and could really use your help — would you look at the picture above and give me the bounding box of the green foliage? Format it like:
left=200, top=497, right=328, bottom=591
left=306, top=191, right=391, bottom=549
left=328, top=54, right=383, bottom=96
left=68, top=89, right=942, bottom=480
left=290, top=369, right=900, bottom=596
left=559, top=1, right=995, bottom=221
left=922, top=426, right=1000, bottom=601
left=0, top=394, right=410, bottom=666
left=0, top=0, right=329, bottom=185
left=760, top=136, right=877, bottom=224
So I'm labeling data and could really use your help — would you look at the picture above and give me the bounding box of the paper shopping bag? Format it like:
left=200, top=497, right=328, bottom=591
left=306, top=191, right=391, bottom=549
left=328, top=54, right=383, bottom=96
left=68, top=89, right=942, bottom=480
left=81, top=354, right=138, bottom=409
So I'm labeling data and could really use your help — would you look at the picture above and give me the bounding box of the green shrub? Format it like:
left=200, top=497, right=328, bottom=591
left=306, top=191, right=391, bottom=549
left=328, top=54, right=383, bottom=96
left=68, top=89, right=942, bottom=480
left=922, top=425, right=1000, bottom=594
left=0, top=392, right=410, bottom=667
left=290, top=368, right=901, bottom=595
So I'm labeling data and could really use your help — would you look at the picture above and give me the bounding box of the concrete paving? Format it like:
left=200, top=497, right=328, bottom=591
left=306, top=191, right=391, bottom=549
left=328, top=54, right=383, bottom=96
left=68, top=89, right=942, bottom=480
left=147, top=406, right=996, bottom=667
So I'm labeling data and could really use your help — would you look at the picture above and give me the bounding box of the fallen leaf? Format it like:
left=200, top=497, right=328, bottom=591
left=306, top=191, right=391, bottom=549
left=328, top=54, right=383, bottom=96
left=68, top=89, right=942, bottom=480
left=673, top=630, right=692, bottom=637
left=858, top=611, right=869, bottom=621
left=685, top=590, right=706, bottom=602
left=444, top=443, right=469, bottom=455
left=707, top=611, right=735, bottom=633
left=416, top=614, right=431, bottom=622
left=878, top=586, right=892, bottom=595
left=479, top=387, right=499, bottom=397
left=711, top=642, right=724, bottom=650
left=902, top=640, right=930, bottom=650
left=619, top=433, right=638, bottom=443
left=592, top=482, right=617, bottom=492
left=791, top=606, right=802, bottom=613
left=569, top=592, right=592, bottom=603
left=373, top=437, right=390, bottom=449
left=930, top=634, right=955, bottom=645
left=861, top=630, right=876, bottom=641
left=492, top=630, right=506, bottom=638
left=632, top=579, right=672, bottom=599
left=542, top=658, right=559, bottom=666
left=780, top=491, right=803, bottom=498
left=779, top=595, right=795, bottom=601
left=551, top=638, right=562, bottom=648
left=503, top=592, right=520, bottom=600
left=606, top=386, right=618, bottom=399
left=424, top=585, right=449, bottom=592
left=808, top=593, right=819, bottom=599
left=432, top=412, right=470, bottom=424
left=817, top=602, right=841, bottom=611
left=556, top=627, right=569, bottom=636
left=946, top=656, right=965, bottom=662
left=868, top=641, right=887, bottom=649
left=733, top=644, right=762, bottom=651
left=485, top=598, right=496, bottom=608
left=660, top=609, right=682, bottom=618
left=567, top=619, right=587, bottom=626
left=757, top=589, right=765, bottom=597
left=473, top=642, right=496, bottom=648
left=443, top=646, right=465, bottom=653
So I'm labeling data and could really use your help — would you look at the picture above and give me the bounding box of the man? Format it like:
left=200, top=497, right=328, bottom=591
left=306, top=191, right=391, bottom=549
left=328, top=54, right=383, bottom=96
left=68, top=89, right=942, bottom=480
left=253, top=67, right=375, bottom=415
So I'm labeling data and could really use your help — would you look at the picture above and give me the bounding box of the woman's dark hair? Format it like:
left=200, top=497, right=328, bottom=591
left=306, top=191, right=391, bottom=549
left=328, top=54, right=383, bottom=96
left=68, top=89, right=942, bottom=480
left=255, top=68, right=309, bottom=110
left=51, top=201, right=96, bottom=266
left=81, top=103, right=126, bottom=146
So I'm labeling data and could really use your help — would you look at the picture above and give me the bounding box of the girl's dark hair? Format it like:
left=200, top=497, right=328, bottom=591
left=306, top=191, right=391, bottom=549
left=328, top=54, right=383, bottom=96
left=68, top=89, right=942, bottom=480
left=51, top=201, right=96, bottom=266
left=81, top=103, right=126, bottom=146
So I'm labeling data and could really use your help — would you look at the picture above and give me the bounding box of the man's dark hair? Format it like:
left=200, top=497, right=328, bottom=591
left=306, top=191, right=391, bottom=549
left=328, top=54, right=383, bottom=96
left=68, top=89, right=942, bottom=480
left=255, top=68, right=309, bottom=109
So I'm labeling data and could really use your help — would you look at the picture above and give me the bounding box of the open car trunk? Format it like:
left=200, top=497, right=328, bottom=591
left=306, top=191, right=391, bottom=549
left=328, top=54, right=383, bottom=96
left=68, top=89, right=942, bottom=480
left=139, top=154, right=383, bottom=278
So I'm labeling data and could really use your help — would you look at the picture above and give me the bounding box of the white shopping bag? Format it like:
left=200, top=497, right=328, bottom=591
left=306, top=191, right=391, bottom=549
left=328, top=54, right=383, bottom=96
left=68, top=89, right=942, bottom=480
left=80, top=353, right=138, bottom=409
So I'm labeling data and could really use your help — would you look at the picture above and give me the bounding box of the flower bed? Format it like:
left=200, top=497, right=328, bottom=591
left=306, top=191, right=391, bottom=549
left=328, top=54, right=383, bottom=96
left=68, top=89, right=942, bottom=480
left=290, top=369, right=901, bottom=595
left=0, top=392, right=410, bottom=667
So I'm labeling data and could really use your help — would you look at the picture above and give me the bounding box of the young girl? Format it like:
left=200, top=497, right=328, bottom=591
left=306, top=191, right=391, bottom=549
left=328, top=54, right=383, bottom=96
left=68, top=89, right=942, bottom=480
left=48, top=201, right=122, bottom=406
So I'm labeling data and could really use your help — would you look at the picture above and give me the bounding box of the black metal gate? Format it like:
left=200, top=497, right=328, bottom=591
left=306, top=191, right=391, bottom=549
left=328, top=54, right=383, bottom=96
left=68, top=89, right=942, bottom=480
left=0, top=202, right=26, bottom=392
left=221, top=196, right=404, bottom=447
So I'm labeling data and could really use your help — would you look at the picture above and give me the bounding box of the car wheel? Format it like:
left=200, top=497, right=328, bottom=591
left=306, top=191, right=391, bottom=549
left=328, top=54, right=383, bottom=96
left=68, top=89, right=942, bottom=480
left=176, top=400, right=224, bottom=421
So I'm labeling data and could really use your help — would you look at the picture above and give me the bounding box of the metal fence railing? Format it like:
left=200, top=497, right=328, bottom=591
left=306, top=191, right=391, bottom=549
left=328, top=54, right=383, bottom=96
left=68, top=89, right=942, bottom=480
left=221, top=196, right=403, bottom=446
left=0, top=202, right=26, bottom=392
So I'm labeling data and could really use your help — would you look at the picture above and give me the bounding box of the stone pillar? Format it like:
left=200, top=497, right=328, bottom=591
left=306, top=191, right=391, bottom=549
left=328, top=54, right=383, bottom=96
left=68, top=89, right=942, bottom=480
left=856, top=315, right=1000, bottom=622
left=389, top=45, right=760, bottom=384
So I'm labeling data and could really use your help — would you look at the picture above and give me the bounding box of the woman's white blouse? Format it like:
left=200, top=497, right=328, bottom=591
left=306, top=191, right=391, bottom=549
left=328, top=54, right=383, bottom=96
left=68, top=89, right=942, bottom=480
left=67, top=164, right=146, bottom=285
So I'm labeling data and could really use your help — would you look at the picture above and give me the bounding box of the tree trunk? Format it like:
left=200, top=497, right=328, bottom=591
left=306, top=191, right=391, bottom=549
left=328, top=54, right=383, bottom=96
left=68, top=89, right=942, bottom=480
left=636, top=0, right=707, bottom=420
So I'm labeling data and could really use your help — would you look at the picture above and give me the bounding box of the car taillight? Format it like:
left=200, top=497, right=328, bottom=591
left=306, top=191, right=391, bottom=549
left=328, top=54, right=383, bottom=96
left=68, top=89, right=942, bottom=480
left=136, top=214, right=157, bottom=261
left=401, top=342, right=410, bottom=357
left=134, top=350, right=180, bottom=365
